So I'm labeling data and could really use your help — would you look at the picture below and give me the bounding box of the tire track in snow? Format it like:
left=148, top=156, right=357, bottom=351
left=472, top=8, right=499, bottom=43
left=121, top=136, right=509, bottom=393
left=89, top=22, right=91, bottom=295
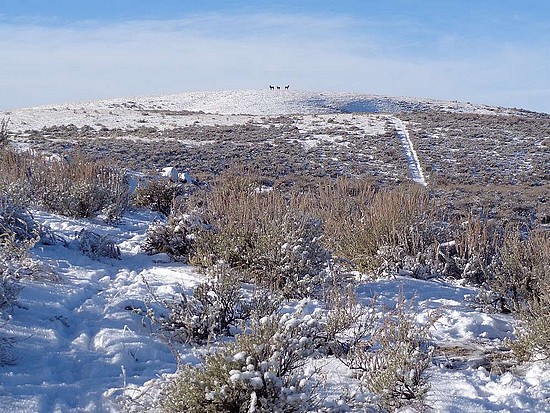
left=391, top=116, right=427, bottom=186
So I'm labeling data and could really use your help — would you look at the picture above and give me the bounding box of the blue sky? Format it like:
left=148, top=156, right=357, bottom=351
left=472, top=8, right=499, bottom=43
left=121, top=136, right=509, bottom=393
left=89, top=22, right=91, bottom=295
left=1, top=1, right=549, bottom=112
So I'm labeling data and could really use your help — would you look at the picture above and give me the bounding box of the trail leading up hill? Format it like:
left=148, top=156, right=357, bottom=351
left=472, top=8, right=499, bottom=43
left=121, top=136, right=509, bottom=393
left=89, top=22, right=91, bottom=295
left=391, top=116, right=427, bottom=186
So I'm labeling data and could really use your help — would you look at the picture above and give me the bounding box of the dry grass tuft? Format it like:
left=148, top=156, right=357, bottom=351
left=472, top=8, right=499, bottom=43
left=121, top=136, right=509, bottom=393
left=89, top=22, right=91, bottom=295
left=0, top=148, right=129, bottom=220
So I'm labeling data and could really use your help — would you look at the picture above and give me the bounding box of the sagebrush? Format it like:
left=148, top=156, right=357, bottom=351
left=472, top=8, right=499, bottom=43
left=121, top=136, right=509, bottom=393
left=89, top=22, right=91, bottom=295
left=161, top=301, right=325, bottom=413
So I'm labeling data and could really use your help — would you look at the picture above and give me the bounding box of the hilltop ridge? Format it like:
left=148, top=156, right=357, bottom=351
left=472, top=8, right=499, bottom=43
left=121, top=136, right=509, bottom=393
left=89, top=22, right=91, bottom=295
left=1, top=89, right=546, bottom=133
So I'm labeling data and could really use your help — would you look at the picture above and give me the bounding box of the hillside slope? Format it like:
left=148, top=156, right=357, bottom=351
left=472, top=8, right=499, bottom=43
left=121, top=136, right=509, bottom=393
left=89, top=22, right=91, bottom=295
left=0, top=90, right=549, bottom=412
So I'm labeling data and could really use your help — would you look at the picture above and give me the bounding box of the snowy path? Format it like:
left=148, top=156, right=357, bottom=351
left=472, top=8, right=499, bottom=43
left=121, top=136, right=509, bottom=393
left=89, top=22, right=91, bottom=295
left=0, top=211, right=201, bottom=412
left=390, top=116, right=427, bottom=186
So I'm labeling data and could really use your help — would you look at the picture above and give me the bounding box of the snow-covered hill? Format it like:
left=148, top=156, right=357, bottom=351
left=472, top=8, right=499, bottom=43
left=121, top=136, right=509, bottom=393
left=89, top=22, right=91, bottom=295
left=1, top=89, right=539, bottom=133
left=1, top=90, right=549, bottom=412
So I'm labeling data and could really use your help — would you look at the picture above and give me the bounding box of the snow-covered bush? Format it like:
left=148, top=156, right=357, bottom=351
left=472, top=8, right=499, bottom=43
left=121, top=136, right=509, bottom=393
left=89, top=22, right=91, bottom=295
left=0, top=149, right=129, bottom=220
left=141, top=212, right=204, bottom=262
left=134, top=178, right=183, bottom=216
left=493, top=230, right=549, bottom=312
left=161, top=301, right=325, bottom=413
left=248, top=215, right=334, bottom=299
left=495, top=230, right=550, bottom=360
left=0, top=271, right=21, bottom=366
left=372, top=215, right=506, bottom=283
left=0, top=268, right=22, bottom=367
left=0, top=273, right=21, bottom=314
left=324, top=285, right=378, bottom=357
left=445, top=217, right=503, bottom=284
left=0, top=118, right=9, bottom=148
left=146, top=264, right=252, bottom=344
left=35, top=153, right=130, bottom=219
left=76, top=229, right=121, bottom=260
left=0, top=200, right=40, bottom=260
left=343, top=294, right=436, bottom=412
left=0, top=333, right=16, bottom=366
left=191, top=178, right=335, bottom=298
left=0, top=199, right=30, bottom=367
left=0, top=149, right=36, bottom=206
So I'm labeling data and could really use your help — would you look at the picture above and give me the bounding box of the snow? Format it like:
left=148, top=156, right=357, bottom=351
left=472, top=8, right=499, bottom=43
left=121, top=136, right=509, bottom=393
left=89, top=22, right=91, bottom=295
left=0, top=210, right=203, bottom=412
left=1, top=89, right=528, bottom=133
left=2, top=208, right=547, bottom=411
left=0, top=90, right=548, bottom=412
left=390, top=116, right=427, bottom=186
left=160, top=167, right=179, bottom=182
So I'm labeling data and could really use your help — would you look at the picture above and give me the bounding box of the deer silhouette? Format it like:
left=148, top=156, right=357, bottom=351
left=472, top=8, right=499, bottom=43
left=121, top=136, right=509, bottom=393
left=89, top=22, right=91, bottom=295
left=276, top=86, right=281, bottom=90
left=285, top=85, right=290, bottom=90
left=269, top=85, right=274, bottom=90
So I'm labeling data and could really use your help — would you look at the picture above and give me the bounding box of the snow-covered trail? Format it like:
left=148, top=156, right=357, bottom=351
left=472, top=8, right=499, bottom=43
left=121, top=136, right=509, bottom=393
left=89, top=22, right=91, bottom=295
left=390, top=116, right=427, bottom=186
left=0, top=211, right=201, bottom=412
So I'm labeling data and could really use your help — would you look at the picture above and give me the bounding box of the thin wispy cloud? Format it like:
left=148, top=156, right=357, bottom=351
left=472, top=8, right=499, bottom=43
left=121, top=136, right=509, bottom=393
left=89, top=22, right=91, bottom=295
left=0, top=11, right=548, bottom=112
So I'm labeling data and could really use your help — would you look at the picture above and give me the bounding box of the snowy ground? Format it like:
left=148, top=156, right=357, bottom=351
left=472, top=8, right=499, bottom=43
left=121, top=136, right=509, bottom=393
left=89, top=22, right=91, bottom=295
left=1, top=210, right=549, bottom=412
left=0, top=210, right=203, bottom=412
left=1, top=89, right=532, bottom=133
left=1, top=90, right=549, bottom=412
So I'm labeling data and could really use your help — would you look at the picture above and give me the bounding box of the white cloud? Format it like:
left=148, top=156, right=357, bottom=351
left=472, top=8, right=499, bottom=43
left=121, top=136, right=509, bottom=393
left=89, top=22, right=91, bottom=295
left=0, top=12, right=548, bottom=113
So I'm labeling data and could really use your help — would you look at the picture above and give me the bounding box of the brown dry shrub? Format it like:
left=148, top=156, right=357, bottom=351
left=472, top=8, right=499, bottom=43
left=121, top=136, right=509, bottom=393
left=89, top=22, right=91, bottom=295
left=134, top=179, right=182, bottom=216
left=301, top=178, right=436, bottom=272
left=0, top=119, right=9, bottom=148
left=190, top=172, right=335, bottom=298
left=32, top=152, right=129, bottom=219
left=442, top=216, right=503, bottom=283
left=494, top=230, right=550, bottom=309
left=0, top=149, right=129, bottom=219
left=492, top=230, right=550, bottom=360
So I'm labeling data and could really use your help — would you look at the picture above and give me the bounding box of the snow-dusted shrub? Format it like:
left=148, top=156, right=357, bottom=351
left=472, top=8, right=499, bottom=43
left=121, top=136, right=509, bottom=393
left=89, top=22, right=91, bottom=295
left=343, top=294, right=436, bottom=412
left=513, top=302, right=550, bottom=362
left=0, top=333, right=16, bottom=366
left=34, top=153, right=129, bottom=219
left=324, top=285, right=378, bottom=357
left=0, top=213, right=24, bottom=367
left=311, top=180, right=435, bottom=273
left=191, top=177, right=335, bottom=298
left=0, top=118, right=9, bottom=148
left=146, top=264, right=252, bottom=344
left=0, top=271, right=21, bottom=366
left=445, top=216, right=503, bottom=284
left=195, top=213, right=335, bottom=299
left=76, top=229, right=121, bottom=260
left=141, top=212, right=204, bottom=262
left=101, top=176, right=131, bottom=224
left=0, top=273, right=21, bottom=313
left=0, top=149, right=36, bottom=206
left=161, top=301, right=324, bottom=413
left=494, top=230, right=550, bottom=360
left=374, top=215, right=506, bottom=283
left=0, top=199, right=40, bottom=260
left=249, top=215, right=335, bottom=299
left=493, top=230, right=549, bottom=312
left=133, top=179, right=183, bottom=216
left=0, top=198, right=59, bottom=283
